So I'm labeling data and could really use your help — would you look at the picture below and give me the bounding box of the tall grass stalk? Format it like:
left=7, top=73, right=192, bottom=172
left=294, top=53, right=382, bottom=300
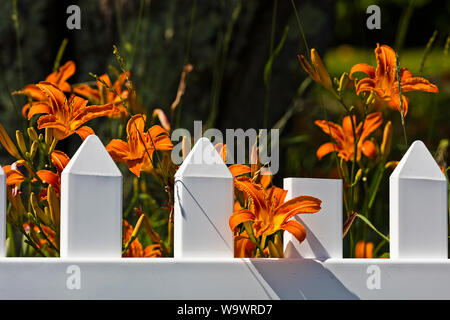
left=419, top=30, right=437, bottom=75
left=206, top=1, right=242, bottom=129
left=394, top=0, right=415, bottom=53
left=130, top=0, right=146, bottom=69
left=114, top=0, right=125, bottom=46
left=290, top=0, right=309, bottom=58
left=12, top=0, right=23, bottom=86
left=263, top=0, right=278, bottom=128
left=175, top=0, right=197, bottom=129
left=52, top=38, right=69, bottom=72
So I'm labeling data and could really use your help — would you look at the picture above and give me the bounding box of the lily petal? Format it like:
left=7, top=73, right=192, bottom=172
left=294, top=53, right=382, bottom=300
left=229, top=209, right=255, bottom=231
left=281, top=220, right=307, bottom=243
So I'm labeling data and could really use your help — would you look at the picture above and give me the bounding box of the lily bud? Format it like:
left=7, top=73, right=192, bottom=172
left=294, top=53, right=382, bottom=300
left=340, top=158, right=349, bottom=183
left=385, top=161, right=399, bottom=170
left=381, top=121, right=392, bottom=159
left=366, top=91, right=376, bottom=105
left=15, top=130, right=28, bottom=156
left=354, top=169, right=363, bottom=185
left=131, top=214, right=145, bottom=239
left=27, top=127, right=38, bottom=141
left=298, top=48, right=333, bottom=92
left=48, top=138, right=57, bottom=155
left=47, top=185, right=60, bottom=226
left=30, top=192, right=52, bottom=226
left=45, top=128, right=53, bottom=147
left=30, top=141, right=38, bottom=159
left=0, top=124, right=22, bottom=160
left=274, top=234, right=284, bottom=258
left=267, top=240, right=281, bottom=258
left=338, top=72, right=350, bottom=93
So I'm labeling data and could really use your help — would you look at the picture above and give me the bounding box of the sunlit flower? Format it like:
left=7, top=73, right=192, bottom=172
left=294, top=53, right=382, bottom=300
left=74, top=72, right=130, bottom=119
left=106, top=114, right=173, bottom=177
left=16, top=61, right=76, bottom=118
left=315, top=112, right=383, bottom=161
left=229, top=177, right=321, bottom=243
left=234, top=230, right=256, bottom=258
left=350, top=44, right=438, bottom=115
left=51, top=150, right=71, bottom=172
left=29, top=82, right=114, bottom=140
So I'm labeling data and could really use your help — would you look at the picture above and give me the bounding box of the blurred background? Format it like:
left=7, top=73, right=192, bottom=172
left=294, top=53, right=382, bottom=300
left=0, top=0, right=449, bottom=255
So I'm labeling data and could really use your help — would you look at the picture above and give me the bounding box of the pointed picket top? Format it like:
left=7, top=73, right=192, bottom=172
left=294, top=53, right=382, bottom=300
left=63, top=135, right=121, bottom=177
left=175, top=137, right=232, bottom=178
left=391, top=140, right=445, bottom=181
left=0, top=165, right=4, bottom=177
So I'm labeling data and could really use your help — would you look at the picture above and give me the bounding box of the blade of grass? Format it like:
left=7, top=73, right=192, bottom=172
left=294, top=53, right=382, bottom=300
left=290, top=0, right=309, bottom=58
left=130, top=0, right=146, bottom=69
left=394, top=0, right=415, bottom=53
left=12, top=0, right=23, bottom=86
left=175, top=0, right=197, bottom=128
left=419, top=30, right=437, bottom=75
left=263, top=25, right=289, bottom=128
left=206, top=0, right=242, bottom=129
left=355, top=213, right=389, bottom=242
left=263, top=0, right=278, bottom=128
left=52, top=38, right=69, bottom=72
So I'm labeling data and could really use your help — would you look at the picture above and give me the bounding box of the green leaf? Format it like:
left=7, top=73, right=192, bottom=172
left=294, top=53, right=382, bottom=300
left=356, top=213, right=390, bottom=242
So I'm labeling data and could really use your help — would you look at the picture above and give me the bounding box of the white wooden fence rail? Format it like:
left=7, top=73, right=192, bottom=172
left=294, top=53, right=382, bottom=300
left=0, top=136, right=448, bottom=300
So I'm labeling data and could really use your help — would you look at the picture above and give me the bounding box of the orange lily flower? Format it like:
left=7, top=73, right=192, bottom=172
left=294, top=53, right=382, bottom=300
left=229, top=177, right=321, bottom=243
left=3, top=164, right=26, bottom=187
left=74, top=72, right=130, bottom=119
left=234, top=230, right=257, bottom=258
left=355, top=240, right=373, bottom=258
left=350, top=44, right=438, bottom=115
left=17, top=61, right=76, bottom=118
left=51, top=150, right=71, bottom=172
left=315, top=112, right=383, bottom=161
left=29, top=82, right=114, bottom=140
left=106, top=114, right=173, bottom=177
left=143, top=244, right=163, bottom=258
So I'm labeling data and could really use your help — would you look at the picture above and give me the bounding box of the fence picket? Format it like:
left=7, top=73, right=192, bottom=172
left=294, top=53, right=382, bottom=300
left=174, top=137, right=234, bottom=258
left=390, top=140, right=447, bottom=259
left=60, top=135, right=122, bottom=258
left=283, top=178, right=343, bottom=259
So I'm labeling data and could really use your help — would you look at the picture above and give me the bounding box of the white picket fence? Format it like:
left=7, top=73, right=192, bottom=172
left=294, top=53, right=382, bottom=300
left=0, top=135, right=448, bottom=300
